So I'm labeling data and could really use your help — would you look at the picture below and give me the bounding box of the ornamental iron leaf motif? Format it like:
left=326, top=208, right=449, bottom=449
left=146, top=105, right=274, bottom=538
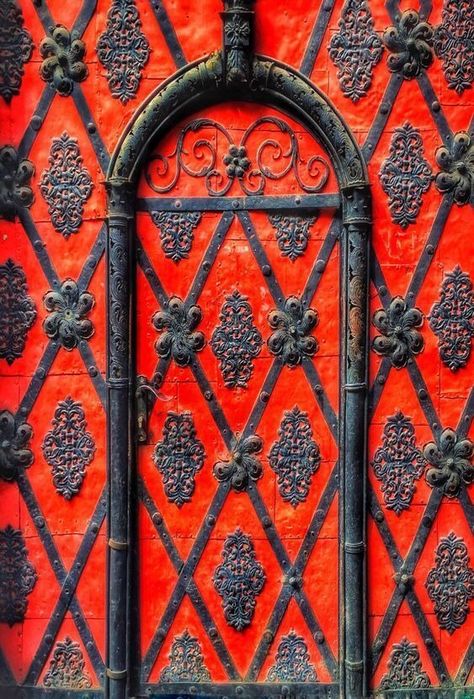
left=267, top=297, right=318, bottom=367
left=39, top=25, right=88, bottom=96
left=268, top=214, right=317, bottom=260
left=151, top=211, right=202, bottom=263
left=328, top=0, right=383, bottom=102
left=0, top=259, right=37, bottom=364
left=153, top=412, right=205, bottom=507
left=426, top=533, right=474, bottom=633
left=210, top=290, right=262, bottom=388
left=424, top=428, right=474, bottom=498
left=0, top=146, right=34, bottom=221
left=152, top=296, right=205, bottom=367
left=267, top=632, right=317, bottom=682
left=435, top=131, right=474, bottom=205
left=39, top=133, right=93, bottom=238
left=145, top=116, right=330, bottom=197
left=269, top=406, right=320, bottom=508
left=434, top=0, right=474, bottom=95
left=97, top=0, right=150, bottom=104
left=380, top=638, right=430, bottom=689
left=43, top=637, right=92, bottom=689
left=0, top=410, right=33, bottom=482
left=379, top=124, right=432, bottom=228
left=372, top=412, right=425, bottom=514
left=42, top=397, right=95, bottom=499
left=383, top=10, right=434, bottom=79
left=0, top=525, right=37, bottom=626
left=43, top=279, right=95, bottom=350
left=429, top=267, right=474, bottom=370
left=213, top=529, right=265, bottom=630
left=0, top=0, right=33, bottom=103
left=372, top=297, right=424, bottom=368
left=160, top=630, right=211, bottom=682
left=213, top=434, right=263, bottom=491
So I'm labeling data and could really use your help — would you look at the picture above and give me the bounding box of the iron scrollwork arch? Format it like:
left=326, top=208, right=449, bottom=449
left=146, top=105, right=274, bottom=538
left=106, top=3, right=371, bottom=698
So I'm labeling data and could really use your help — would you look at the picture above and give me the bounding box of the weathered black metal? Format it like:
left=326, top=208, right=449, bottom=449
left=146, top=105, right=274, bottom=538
left=106, top=3, right=371, bottom=698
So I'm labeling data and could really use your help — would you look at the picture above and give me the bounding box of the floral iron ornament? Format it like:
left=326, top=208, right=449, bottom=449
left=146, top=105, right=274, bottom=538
left=267, top=632, right=317, bottom=682
left=145, top=116, right=330, bottom=197
left=0, top=146, right=34, bottom=221
left=0, top=410, right=33, bottom=482
left=372, top=297, right=424, bottom=368
left=267, top=297, right=318, bottom=367
left=43, top=637, right=92, bottom=689
left=426, top=533, right=474, bottom=634
left=39, top=25, right=88, bottom=96
left=213, top=434, right=263, bottom=491
left=383, top=10, right=434, bottom=79
left=213, top=529, right=265, bottom=630
left=0, top=259, right=37, bottom=364
left=0, top=0, right=33, bottom=104
left=434, top=0, right=474, bottom=95
left=424, top=428, right=474, bottom=498
left=43, top=279, right=95, bottom=350
left=152, top=296, right=205, bottom=367
left=380, top=638, right=430, bottom=689
left=0, top=526, right=37, bottom=625
left=434, top=131, right=474, bottom=205
left=160, top=630, right=210, bottom=682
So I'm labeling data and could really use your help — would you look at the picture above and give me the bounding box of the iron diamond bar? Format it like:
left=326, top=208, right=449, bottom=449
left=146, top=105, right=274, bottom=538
left=221, top=0, right=255, bottom=87
left=106, top=180, right=133, bottom=699
left=0, top=0, right=33, bottom=104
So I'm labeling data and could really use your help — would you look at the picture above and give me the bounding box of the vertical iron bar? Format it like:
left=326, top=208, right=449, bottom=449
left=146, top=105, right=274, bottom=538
left=106, top=179, right=133, bottom=699
left=341, top=186, right=371, bottom=699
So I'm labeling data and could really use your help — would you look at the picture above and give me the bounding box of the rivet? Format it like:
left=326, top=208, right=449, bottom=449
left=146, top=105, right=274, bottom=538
left=232, top=200, right=239, bottom=209
left=262, top=516, right=272, bottom=528
left=377, top=374, right=386, bottom=385
left=431, top=101, right=440, bottom=112
left=209, top=626, right=217, bottom=638
left=202, top=261, right=210, bottom=271
left=315, top=259, right=325, bottom=272
left=204, top=390, right=213, bottom=401
left=89, top=366, right=97, bottom=377
left=31, top=115, right=42, bottom=130
left=87, top=122, right=96, bottom=134
left=34, top=240, right=44, bottom=251
left=207, top=514, right=215, bottom=526
left=45, top=634, right=52, bottom=643
left=87, top=256, right=96, bottom=267
left=375, top=510, right=384, bottom=523
left=174, top=200, right=182, bottom=209
left=422, top=516, right=432, bottom=528
left=315, top=631, right=324, bottom=644
left=145, top=267, right=153, bottom=277
left=152, top=512, right=162, bottom=526
left=236, top=687, right=244, bottom=696
left=425, top=637, right=433, bottom=646
left=37, top=367, right=45, bottom=378
left=380, top=103, right=389, bottom=115
left=262, top=264, right=271, bottom=276
left=36, top=517, right=45, bottom=528
left=294, top=196, right=301, bottom=205
left=91, top=523, right=98, bottom=533
left=263, top=629, right=273, bottom=643
left=418, top=389, right=427, bottom=399
left=379, top=285, right=387, bottom=296
left=260, top=391, right=269, bottom=403
left=315, top=384, right=323, bottom=394
left=426, top=244, right=434, bottom=255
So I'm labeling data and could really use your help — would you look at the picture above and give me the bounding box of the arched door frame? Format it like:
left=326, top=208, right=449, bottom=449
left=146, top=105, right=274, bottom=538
left=105, top=5, right=371, bottom=698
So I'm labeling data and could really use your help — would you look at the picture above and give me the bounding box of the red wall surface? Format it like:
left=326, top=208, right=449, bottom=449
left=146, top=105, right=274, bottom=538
left=0, top=0, right=472, bottom=694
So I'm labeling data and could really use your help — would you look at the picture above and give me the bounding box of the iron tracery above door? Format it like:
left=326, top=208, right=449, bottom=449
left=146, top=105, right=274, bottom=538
left=106, top=2, right=371, bottom=699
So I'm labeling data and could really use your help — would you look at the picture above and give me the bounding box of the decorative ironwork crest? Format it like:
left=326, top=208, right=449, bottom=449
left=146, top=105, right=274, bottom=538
left=372, top=412, right=425, bottom=514
left=0, top=145, right=34, bottom=221
left=267, top=296, right=319, bottom=367
left=0, top=525, right=37, bottom=626
left=0, top=410, right=33, bottom=482
left=97, top=0, right=150, bottom=104
left=0, top=259, right=37, bottom=364
left=39, top=133, right=93, bottom=238
left=39, top=25, right=88, bottom=96
left=435, top=131, right=474, bottom=205
left=426, top=533, right=474, bottom=634
left=160, top=630, right=211, bottom=682
left=43, top=637, right=92, bottom=688
left=424, top=427, right=474, bottom=497
left=0, top=0, right=33, bottom=103
left=268, top=214, right=317, bottom=260
left=213, top=434, right=263, bottom=491
left=42, top=397, right=96, bottom=499
left=379, top=124, right=432, bottom=228
left=152, top=296, right=205, bottom=366
left=328, top=0, right=383, bottom=102
left=210, top=290, right=262, bottom=388
left=145, top=117, right=330, bottom=197
left=43, top=279, right=95, bottom=350
left=267, top=631, right=317, bottom=682
left=153, top=412, right=205, bottom=507
left=213, top=528, right=265, bottom=630
left=434, top=0, right=474, bottom=95
left=383, top=10, right=434, bottom=79
left=429, top=266, right=474, bottom=371
left=221, top=0, right=255, bottom=86
left=372, top=296, right=424, bottom=368
left=151, top=211, right=202, bottom=262
left=380, top=638, right=430, bottom=689
left=269, top=406, right=320, bottom=507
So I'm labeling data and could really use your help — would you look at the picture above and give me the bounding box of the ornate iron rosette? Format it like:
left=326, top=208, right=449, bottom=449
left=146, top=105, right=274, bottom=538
left=424, top=428, right=474, bottom=497
left=267, top=296, right=319, bottom=367
left=434, top=131, right=474, bottom=205
left=152, top=296, right=205, bottom=367
left=213, top=434, right=263, bottom=491
left=372, top=296, right=424, bottom=368
left=43, top=279, right=95, bottom=350
left=383, top=10, right=434, bottom=79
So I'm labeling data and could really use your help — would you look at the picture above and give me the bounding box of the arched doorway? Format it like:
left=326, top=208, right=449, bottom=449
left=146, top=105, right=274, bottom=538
left=106, top=3, right=370, bottom=698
